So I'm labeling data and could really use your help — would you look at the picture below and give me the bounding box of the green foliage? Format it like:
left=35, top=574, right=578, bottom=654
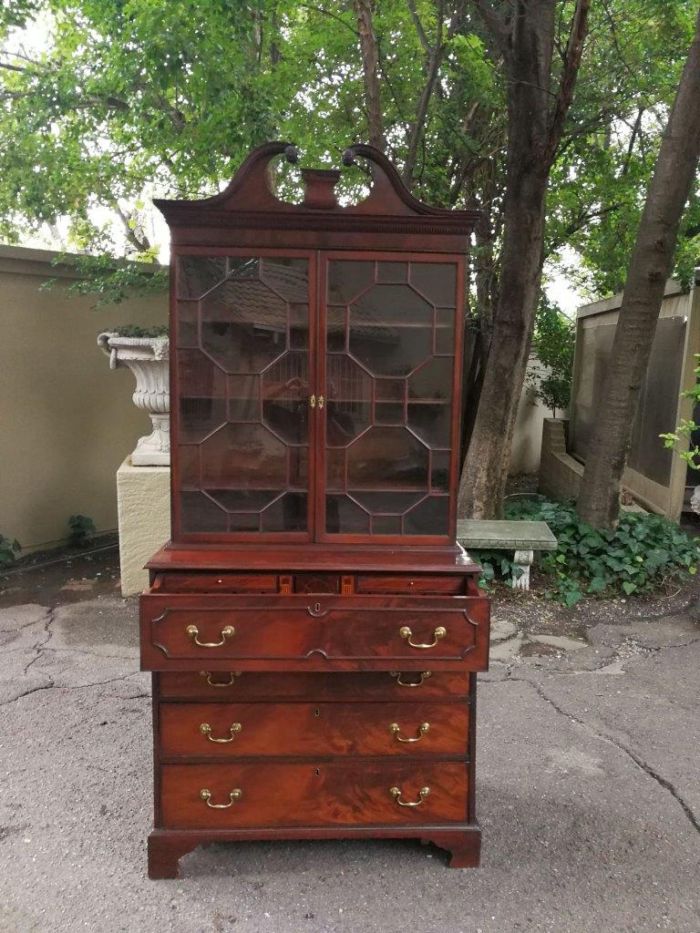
left=107, top=324, right=169, bottom=338
left=42, top=252, right=169, bottom=308
left=68, top=514, right=96, bottom=548
left=0, top=534, right=21, bottom=568
left=660, top=354, right=700, bottom=470
left=527, top=297, right=575, bottom=416
left=1, top=0, right=696, bottom=304
left=473, top=498, right=699, bottom=606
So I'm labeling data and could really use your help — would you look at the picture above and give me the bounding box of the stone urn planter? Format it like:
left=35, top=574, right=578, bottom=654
left=98, top=332, right=170, bottom=466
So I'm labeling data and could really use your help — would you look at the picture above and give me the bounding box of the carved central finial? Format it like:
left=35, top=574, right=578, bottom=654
left=301, top=168, right=341, bottom=209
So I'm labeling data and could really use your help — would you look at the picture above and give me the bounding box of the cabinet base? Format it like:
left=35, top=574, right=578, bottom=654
left=147, top=824, right=481, bottom=878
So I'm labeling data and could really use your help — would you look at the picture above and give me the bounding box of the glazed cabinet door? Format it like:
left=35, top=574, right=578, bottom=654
left=173, top=251, right=316, bottom=541
left=320, top=254, right=464, bottom=543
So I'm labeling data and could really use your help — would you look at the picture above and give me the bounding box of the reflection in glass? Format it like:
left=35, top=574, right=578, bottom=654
left=176, top=256, right=310, bottom=534
left=326, top=259, right=458, bottom=537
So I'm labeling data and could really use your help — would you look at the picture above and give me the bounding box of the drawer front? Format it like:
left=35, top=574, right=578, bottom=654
left=158, top=670, right=470, bottom=701
left=141, top=594, right=489, bottom=672
left=159, top=701, right=468, bottom=758
left=160, top=761, right=467, bottom=828
left=355, top=575, right=464, bottom=595
left=155, top=573, right=279, bottom=594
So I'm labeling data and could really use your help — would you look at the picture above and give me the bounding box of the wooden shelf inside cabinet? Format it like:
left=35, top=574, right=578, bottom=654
left=141, top=141, right=489, bottom=879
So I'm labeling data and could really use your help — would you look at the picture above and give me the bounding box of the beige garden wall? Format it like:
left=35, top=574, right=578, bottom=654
left=0, top=244, right=167, bottom=552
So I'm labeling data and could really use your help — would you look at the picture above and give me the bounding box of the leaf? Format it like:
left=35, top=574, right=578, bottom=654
left=622, top=581, right=637, bottom=595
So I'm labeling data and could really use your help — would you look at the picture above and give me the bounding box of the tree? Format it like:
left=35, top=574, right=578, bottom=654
left=528, top=297, right=574, bottom=417
left=577, top=8, right=700, bottom=529
left=457, top=0, right=591, bottom=519
left=1, top=1, right=698, bottom=515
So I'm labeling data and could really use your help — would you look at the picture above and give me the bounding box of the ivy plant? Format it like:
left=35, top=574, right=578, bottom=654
left=473, top=497, right=699, bottom=606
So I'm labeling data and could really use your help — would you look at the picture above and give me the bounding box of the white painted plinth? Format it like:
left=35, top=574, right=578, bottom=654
left=117, top=458, right=171, bottom=596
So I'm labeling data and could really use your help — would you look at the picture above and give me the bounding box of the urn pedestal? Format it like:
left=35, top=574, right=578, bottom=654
left=98, top=332, right=170, bottom=466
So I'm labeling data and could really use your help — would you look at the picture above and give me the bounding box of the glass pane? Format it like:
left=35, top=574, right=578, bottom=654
left=326, top=258, right=456, bottom=538
left=410, top=263, right=457, bottom=306
left=403, top=496, right=449, bottom=534
left=176, top=255, right=310, bottom=535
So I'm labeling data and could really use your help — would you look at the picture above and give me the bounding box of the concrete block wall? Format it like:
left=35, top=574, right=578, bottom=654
left=538, top=418, right=583, bottom=502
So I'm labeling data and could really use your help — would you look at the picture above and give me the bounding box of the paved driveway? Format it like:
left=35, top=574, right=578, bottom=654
left=0, top=593, right=698, bottom=933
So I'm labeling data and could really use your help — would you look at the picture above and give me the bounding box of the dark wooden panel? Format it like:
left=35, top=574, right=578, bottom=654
left=146, top=543, right=481, bottom=575
left=160, top=760, right=467, bottom=828
left=159, top=701, right=468, bottom=758
left=158, top=670, right=471, bottom=701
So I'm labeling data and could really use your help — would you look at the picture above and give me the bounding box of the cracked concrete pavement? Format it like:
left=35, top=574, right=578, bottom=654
left=0, top=590, right=698, bottom=933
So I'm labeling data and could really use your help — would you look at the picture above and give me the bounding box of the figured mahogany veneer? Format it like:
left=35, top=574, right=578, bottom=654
left=141, top=142, right=488, bottom=878
left=141, top=593, right=489, bottom=672
left=160, top=761, right=468, bottom=829
left=157, top=670, right=471, bottom=701
left=160, top=701, right=468, bottom=758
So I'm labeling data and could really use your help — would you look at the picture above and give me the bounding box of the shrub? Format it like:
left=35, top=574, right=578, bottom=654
left=0, top=534, right=20, bottom=568
left=473, top=498, right=699, bottom=606
left=68, top=514, right=97, bottom=548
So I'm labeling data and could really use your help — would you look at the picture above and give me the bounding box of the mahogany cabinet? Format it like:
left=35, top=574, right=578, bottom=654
left=142, top=142, right=490, bottom=878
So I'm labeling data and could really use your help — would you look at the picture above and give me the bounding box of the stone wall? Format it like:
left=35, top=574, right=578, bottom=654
left=0, top=245, right=167, bottom=551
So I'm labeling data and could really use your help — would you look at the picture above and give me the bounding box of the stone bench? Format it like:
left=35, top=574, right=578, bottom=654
left=456, top=519, right=558, bottom=591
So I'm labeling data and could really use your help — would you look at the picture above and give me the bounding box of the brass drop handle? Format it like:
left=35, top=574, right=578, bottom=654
left=317, top=394, right=325, bottom=409
left=199, top=788, right=243, bottom=809
left=390, top=721, right=430, bottom=743
left=186, top=624, right=235, bottom=648
left=390, top=671, right=433, bottom=688
left=309, top=394, right=317, bottom=409
left=199, top=670, right=242, bottom=688
left=199, top=721, right=243, bottom=744
left=399, top=625, right=446, bottom=649
left=309, top=394, right=325, bottom=410
left=389, top=785, right=430, bottom=807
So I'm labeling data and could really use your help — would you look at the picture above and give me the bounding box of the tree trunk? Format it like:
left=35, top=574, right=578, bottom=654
left=353, top=0, right=386, bottom=151
left=458, top=0, right=556, bottom=518
left=577, top=11, right=700, bottom=529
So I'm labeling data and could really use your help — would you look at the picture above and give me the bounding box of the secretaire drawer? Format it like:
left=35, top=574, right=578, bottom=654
left=355, top=575, right=465, bottom=595
left=140, top=594, right=490, bottom=672
left=160, top=761, right=467, bottom=829
left=159, top=701, right=468, bottom=758
left=158, top=670, right=471, bottom=700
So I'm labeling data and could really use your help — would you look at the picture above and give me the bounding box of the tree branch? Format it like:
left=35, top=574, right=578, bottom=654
left=544, top=0, right=591, bottom=167
left=621, top=107, right=644, bottom=176
left=112, top=201, right=152, bottom=253
left=298, top=3, right=359, bottom=36
left=406, top=0, right=431, bottom=56
left=353, top=0, right=386, bottom=150
left=403, top=0, right=447, bottom=187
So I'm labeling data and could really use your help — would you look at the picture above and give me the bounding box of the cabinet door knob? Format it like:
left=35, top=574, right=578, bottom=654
left=389, top=785, right=430, bottom=807
left=199, top=722, right=243, bottom=744
left=199, top=788, right=243, bottom=809
left=399, top=625, right=446, bottom=649
left=389, top=722, right=430, bottom=743
left=186, top=624, right=235, bottom=647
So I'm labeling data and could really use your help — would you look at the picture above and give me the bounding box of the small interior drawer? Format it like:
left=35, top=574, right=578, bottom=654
left=356, top=575, right=464, bottom=595
left=154, top=573, right=279, bottom=594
